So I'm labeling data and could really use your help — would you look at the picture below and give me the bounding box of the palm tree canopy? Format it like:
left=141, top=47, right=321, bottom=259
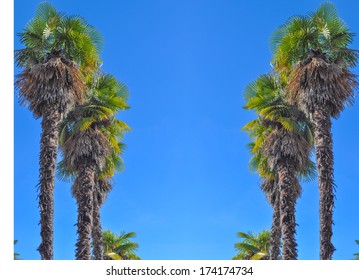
left=271, top=2, right=358, bottom=77
left=242, top=74, right=315, bottom=180
left=354, top=240, right=359, bottom=260
left=102, top=230, right=141, bottom=260
left=57, top=72, right=130, bottom=181
left=16, top=2, right=103, bottom=71
left=233, top=230, right=271, bottom=260
left=270, top=2, right=358, bottom=118
left=15, top=2, right=104, bottom=119
left=14, top=240, right=21, bottom=260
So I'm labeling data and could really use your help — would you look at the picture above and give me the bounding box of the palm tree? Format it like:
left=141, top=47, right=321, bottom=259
left=102, top=230, right=141, bottom=260
left=354, top=240, right=359, bottom=260
left=14, top=240, right=21, bottom=260
left=271, top=2, right=358, bottom=259
left=243, top=74, right=314, bottom=259
left=84, top=74, right=129, bottom=260
left=58, top=73, right=130, bottom=260
left=64, top=128, right=111, bottom=260
left=15, top=2, right=102, bottom=260
left=233, top=230, right=271, bottom=260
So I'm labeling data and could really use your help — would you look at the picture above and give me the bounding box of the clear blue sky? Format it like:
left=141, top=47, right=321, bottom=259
left=14, top=0, right=359, bottom=260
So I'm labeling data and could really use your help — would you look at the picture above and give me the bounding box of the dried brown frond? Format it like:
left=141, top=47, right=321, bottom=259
left=63, top=128, right=111, bottom=172
left=16, top=55, right=86, bottom=118
left=263, top=127, right=311, bottom=171
left=287, top=56, right=357, bottom=118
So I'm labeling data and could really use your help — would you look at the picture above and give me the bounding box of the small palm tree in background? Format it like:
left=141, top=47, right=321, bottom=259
left=354, top=240, right=359, bottom=260
left=233, top=231, right=271, bottom=260
left=271, top=2, right=358, bottom=259
left=15, top=2, right=102, bottom=260
left=102, top=230, right=141, bottom=260
left=14, top=240, right=21, bottom=260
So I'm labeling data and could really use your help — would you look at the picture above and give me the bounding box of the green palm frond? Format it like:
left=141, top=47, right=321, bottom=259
left=234, top=243, right=259, bottom=254
left=56, top=160, right=76, bottom=183
left=57, top=71, right=130, bottom=184
left=233, top=230, right=270, bottom=260
left=271, top=2, right=357, bottom=75
left=106, top=252, right=122, bottom=260
left=14, top=240, right=21, bottom=260
left=102, top=230, right=140, bottom=260
left=16, top=2, right=103, bottom=71
left=354, top=240, right=359, bottom=260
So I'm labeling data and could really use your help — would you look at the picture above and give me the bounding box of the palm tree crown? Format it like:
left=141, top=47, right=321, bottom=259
left=102, top=230, right=141, bottom=260
left=233, top=231, right=271, bottom=260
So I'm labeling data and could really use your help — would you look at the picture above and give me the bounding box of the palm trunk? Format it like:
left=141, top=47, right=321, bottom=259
left=92, top=191, right=103, bottom=260
left=312, top=108, right=335, bottom=260
left=278, top=163, right=297, bottom=260
left=38, top=109, right=60, bottom=260
left=270, top=194, right=281, bottom=260
left=75, top=164, right=95, bottom=260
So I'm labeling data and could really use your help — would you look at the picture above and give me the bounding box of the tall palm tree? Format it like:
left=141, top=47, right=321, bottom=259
left=64, top=128, right=111, bottom=260
left=102, top=230, right=141, bottom=260
left=271, top=2, right=358, bottom=259
left=232, top=230, right=271, bottom=260
left=243, top=74, right=314, bottom=259
left=15, top=2, right=102, bottom=260
left=58, top=73, right=130, bottom=260
left=84, top=74, right=129, bottom=260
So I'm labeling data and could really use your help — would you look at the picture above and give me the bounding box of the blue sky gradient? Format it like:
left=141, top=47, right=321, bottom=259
left=14, top=0, right=359, bottom=260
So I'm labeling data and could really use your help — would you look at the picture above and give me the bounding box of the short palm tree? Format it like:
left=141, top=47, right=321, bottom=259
left=233, top=230, right=271, bottom=260
left=243, top=74, right=314, bottom=259
left=14, top=240, right=21, bottom=260
left=354, top=240, right=359, bottom=260
left=15, top=2, right=102, bottom=259
left=271, top=2, right=358, bottom=259
left=102, top=230, right=141, bottom=260
left=58, top=73, right=130, bottom=260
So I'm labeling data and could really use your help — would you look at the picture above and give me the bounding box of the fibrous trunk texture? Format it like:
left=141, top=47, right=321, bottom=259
left=312, top=107, right=335, bottom=260
left=278, top=163, right=297, bottom=260
left=270, top=197, right=281, bottom=260
left=92, top=192, right=103, bottom=260
left=75, top=164, right=95, bottom=260
left=38, top=108, right=60, bottom=260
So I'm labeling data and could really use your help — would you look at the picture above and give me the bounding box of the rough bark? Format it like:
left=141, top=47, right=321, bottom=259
left=37, top=108, right=60, bottom=260
left=270, top=196, right=281, bottom=260
left=278, top=163, right=297, bottom=260
left=92, top=191, right=103, bottom=260
left=312, top=107, right=335, bottom=260
left=75, top=164, right=95, bottom=260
